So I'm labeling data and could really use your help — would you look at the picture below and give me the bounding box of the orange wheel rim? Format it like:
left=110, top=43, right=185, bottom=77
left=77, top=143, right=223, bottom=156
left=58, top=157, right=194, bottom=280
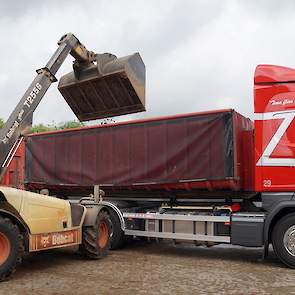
left=98, top=221, right=108, bottom=249
left=0, top=232, right=11, bottom=265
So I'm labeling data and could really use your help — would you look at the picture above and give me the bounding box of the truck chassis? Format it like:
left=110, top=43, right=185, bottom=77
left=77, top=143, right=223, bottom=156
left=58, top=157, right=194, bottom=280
left=99, top=194, right=295, bottom=268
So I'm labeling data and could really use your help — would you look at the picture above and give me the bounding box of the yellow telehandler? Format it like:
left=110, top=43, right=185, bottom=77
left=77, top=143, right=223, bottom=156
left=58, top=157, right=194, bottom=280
left=0, top=33, right=145, bottom=281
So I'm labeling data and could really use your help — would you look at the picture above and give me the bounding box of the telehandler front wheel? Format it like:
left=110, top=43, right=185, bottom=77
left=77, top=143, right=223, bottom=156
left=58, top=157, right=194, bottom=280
left=80, top=211, right=111, bottom=259
left=0, top=217, right=24, bottom=282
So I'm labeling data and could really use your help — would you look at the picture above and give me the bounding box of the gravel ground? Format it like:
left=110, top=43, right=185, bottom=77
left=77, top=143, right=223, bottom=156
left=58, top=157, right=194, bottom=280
left=0, top=241, right=295, bottom=295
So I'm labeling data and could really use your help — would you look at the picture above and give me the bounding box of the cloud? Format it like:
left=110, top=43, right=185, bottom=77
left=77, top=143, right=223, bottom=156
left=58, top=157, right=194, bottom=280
left=0, top=0, right=295, bottom=126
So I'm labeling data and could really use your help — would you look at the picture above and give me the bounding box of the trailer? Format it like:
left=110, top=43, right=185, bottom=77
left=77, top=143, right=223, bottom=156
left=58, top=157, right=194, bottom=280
left=3, top=64, right=295, bottom=268
left=24, top=109, right=254, bottom=194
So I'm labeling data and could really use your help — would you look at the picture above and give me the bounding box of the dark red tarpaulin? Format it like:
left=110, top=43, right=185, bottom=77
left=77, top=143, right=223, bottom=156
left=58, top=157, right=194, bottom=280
left=25, top=109, right=254, bottom=193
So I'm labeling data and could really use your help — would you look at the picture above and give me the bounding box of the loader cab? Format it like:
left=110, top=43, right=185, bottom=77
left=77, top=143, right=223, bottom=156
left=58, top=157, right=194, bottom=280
left=254, top=65, right=295, bottom=191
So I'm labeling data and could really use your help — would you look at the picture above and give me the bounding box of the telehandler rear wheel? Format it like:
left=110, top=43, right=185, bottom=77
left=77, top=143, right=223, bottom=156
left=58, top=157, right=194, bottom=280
left=0, top=217, right=24, bottom=282
left=80, top=211, right=111, bottom=259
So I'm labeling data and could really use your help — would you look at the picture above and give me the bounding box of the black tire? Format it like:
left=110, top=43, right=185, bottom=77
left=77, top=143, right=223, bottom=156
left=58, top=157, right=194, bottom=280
left=0, top=217, right=24, bottom=282
left=109, top=210, right=125, bottom=250
left=80, top=211, right=111, bottom=259
left=272, top=213, right=295, bottom=268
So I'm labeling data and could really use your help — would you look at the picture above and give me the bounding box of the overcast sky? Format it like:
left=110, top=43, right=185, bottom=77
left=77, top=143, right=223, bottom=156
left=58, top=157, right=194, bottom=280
left=0, top=0, right=295, bottom=125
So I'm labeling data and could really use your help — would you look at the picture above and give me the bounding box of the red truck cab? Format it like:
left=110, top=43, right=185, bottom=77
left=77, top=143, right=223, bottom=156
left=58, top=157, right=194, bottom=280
left=255, top=65, right=295, bottom=191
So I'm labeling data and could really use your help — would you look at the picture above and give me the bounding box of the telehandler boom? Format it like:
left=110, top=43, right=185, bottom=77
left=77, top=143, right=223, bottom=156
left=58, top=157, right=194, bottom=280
left=0, top=33, right=145, bottom=281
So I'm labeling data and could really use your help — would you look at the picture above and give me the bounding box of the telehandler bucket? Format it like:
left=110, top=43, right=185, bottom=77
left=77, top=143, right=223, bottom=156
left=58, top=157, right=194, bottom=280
left=58, top=53, right=145, bottom=121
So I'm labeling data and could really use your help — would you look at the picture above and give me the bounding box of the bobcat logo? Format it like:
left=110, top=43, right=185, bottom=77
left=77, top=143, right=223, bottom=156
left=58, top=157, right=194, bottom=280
left=40, top=235, right=50, bottom=248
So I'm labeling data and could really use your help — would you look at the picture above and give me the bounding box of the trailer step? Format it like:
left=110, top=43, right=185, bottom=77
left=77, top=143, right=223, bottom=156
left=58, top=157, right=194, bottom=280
left=124, top=230, right=230, bottom=243
left=123, top=212, right=230, bottom=222
left=123, top=212, right=231, bottom=244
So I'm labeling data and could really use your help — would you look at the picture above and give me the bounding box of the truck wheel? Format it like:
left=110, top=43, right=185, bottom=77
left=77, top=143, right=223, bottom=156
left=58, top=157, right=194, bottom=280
left=80, top=211, right=111, bottom=259
left=109, top=210, right=124, bottom=250
left=0, top=217, right=24, bottom=281
left=272, top=213, right=295, bottom=268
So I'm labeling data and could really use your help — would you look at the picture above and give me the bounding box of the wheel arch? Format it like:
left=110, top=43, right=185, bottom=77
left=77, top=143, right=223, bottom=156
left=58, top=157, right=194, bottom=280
left=0, top=191, right=7, bottom=202
left=0, top=209, right=30, bottom=235
left=82, top=202, right=124, bottom=229
left=99, top=201, right=125, bottom=231
left=0, top=189, right=30, bottom=235
left=0, top=209, right=30, bottom=251
left=264, top=201, right=295, bottom=248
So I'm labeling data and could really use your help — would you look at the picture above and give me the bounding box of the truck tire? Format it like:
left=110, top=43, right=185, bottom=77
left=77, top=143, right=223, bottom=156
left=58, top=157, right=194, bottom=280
left=272, top=213, right=295, bottom=268
left=0, top=217, right=24, bottom=281
left=80, top=211, right=111, bottom=259
left=109, top=210, right=124, bottom=250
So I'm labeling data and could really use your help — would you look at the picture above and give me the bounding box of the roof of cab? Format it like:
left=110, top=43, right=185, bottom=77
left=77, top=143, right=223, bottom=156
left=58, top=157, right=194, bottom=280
left=255, top=64, right=295, bottom=84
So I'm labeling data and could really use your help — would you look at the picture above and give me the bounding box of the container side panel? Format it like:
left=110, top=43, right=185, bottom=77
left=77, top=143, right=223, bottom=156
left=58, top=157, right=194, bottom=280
left=185, top=114, right=228, bottom=181
left=27, top=137, right=56, bottom=183
left=129, top=124, right=148, bottom=182
left=113, top=126, right=131, bottom=184
left=81, top=132, right=97, bottom=184
left=166, top=119, right=188, bottom=181
left=25, top=110, right=254, bottom=193
left=54, top=136, right=69, bottom=183
left=186, top=117, right=210, bottom=180
left=146, top=122, right=167, bottom=182
left=96, top=128, right=113, bottom=184
left=209, top=114, right=228, bottom=178
left=67, top=135, right=82, bottom=184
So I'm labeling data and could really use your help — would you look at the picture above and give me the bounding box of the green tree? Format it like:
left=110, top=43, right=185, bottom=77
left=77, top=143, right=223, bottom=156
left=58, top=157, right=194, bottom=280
left=59, top=120, right=85, bottom=130
left=30, top=120, right=85, bottom=133
left=30, top=123, right=56, bottom=133
left=0, top=118, right=85, bottom=133
left=0, top=118, right=4, bottom=129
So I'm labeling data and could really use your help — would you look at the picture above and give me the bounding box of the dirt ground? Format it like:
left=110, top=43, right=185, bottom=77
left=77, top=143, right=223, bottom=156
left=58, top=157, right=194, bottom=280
left=0, top=241, right=295, bottom=295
